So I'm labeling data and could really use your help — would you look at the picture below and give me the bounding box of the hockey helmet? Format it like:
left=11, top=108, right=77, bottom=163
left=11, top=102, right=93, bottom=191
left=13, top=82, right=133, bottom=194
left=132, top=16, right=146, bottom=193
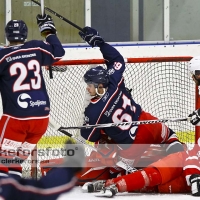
left=84, top=66, right=109, bottom=88
left=188, top=56, right=200, bottom=76
left=5, top=20, right=28, bottom=42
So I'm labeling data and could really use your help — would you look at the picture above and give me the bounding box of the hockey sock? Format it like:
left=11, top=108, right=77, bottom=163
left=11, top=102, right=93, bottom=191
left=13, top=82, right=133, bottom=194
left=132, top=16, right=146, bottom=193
left=8, top=164, right=22, bottom=178
left=112, top=167, right=162, bottom=192
left=0, top=164, right=9, bottom=176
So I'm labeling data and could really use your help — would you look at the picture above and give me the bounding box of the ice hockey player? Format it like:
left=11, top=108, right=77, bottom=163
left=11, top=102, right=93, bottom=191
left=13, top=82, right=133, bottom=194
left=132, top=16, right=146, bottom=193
left=80, top=58, right=200, bottom=197
left=78, top=26, right=184, bottom=176
left=82, top=146, right=199, bottom=197
left=0, top=14, right=64, bottom=178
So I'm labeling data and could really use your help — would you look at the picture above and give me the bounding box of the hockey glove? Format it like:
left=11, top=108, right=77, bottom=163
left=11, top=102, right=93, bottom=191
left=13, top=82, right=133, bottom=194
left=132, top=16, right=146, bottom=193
left=188, top=109, right=200, bottom=125
left=189, top=174, right=200, bottom=196
left=79, top=26, right=105, bottom=47
left=36, top=14, right=57, bottom=37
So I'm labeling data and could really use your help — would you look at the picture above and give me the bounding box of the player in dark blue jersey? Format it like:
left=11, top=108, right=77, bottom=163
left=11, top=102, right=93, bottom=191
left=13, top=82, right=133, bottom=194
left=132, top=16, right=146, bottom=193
left=78, top=27, right=184, bottom=170
left=0, top=140, right=85, bottom=200
left=0, top=14, right=65, bottom=178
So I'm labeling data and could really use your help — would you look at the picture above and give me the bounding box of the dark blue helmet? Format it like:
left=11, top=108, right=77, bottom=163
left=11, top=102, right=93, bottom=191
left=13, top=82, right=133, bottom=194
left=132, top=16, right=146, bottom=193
left=84, top=66, right=109, bottom=87
left=5, top=20, right=28, bottom=42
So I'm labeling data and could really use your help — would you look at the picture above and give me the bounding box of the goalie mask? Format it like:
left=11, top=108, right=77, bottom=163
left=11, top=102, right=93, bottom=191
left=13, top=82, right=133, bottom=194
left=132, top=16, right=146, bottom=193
left=188, top=56, right=200, bottom=76
left=5, top=20, right=28, bottom=42
left=84, top=66, right=109, bottom=88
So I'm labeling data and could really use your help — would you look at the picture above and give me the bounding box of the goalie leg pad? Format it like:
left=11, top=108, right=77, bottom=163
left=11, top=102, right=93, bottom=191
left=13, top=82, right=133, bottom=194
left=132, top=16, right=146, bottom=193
left=158, top=172, right=190, bottom=193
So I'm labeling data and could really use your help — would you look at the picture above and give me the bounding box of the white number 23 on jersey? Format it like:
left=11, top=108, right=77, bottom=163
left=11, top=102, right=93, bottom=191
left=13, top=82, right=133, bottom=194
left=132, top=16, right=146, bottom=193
left=10, top=60, right=41, bottom=92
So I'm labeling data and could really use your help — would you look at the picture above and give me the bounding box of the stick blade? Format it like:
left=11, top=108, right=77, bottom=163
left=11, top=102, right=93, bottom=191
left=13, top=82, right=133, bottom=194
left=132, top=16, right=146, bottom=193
left=48, top=118, right=60, bottom=130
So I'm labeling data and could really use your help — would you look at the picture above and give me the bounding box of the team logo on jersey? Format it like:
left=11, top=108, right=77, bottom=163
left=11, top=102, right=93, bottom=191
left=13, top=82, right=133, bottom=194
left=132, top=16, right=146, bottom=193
left=102, top=92, right=109, bottom=102
left=17, top=93, right=47, bottom=108
left=129, top=126, right=138, bottom=140
left=17, top=93, right=31, bottom=108
left=6, top=56, right=12, bottom=62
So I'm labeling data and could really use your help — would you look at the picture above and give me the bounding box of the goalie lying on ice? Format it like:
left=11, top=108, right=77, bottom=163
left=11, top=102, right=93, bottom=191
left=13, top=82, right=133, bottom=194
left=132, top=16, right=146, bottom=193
left=41, top=139, right=182, bottom=187
left=40, top=128, right=200, bottom=197
left=81, top=147, right=200, bottom=197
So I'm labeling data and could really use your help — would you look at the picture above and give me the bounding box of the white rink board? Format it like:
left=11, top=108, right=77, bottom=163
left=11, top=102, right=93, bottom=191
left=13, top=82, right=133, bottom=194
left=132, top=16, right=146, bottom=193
left=62, top=42, right=200, bottom=60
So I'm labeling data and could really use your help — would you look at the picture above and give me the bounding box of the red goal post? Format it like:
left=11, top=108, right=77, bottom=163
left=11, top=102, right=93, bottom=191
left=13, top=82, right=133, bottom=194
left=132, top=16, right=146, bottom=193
left=23, top=56, right=200, bottom=178
left=53, top=56, right=193, bottom=65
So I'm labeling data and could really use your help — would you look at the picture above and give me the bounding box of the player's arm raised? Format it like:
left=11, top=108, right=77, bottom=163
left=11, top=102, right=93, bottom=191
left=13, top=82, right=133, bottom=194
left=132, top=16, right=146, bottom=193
left=36, top=14, right=65, bottom=65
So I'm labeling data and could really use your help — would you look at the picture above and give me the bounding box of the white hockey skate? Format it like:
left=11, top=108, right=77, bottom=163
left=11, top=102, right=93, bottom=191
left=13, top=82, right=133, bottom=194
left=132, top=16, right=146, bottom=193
left=82, top=180, right=105, bottom=193
left=95, top=184, right=118, bottom=197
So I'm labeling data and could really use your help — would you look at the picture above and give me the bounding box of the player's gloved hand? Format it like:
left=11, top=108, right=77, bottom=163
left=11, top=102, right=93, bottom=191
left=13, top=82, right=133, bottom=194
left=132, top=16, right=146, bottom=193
left=188, top=109, right=200, bottom=125
left=79, top=26, right=105, bottom=47
left=36, top=14, right=57, bottom=37
left=63, top=139, right=86, bottom=173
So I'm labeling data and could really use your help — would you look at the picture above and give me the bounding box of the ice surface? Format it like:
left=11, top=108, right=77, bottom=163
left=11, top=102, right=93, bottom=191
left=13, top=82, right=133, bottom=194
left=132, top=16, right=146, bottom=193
left=57, top=186, right=195, bottom=200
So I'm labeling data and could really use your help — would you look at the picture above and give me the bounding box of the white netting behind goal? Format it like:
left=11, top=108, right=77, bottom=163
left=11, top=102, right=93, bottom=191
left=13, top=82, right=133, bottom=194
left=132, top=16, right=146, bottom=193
left=21, top=56, right=196, bottom=178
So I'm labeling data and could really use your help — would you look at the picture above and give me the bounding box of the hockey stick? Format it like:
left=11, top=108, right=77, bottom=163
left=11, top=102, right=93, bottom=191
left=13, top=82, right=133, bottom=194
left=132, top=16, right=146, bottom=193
left=31, top=0, right=84, bottom=32
left=48, top=119, right=97, bottom=152
left=56, top=117, right=191, bottom=130
left=48, top=119, right=137, bottom=173
left=40, top=0, right=44, bottom=16
left=38, top=0, right=53, bottom=79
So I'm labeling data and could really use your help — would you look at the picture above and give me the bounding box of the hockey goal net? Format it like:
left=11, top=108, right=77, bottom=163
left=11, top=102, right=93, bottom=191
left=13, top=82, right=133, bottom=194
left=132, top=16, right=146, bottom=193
left=22, top=56, right=198, bottom=178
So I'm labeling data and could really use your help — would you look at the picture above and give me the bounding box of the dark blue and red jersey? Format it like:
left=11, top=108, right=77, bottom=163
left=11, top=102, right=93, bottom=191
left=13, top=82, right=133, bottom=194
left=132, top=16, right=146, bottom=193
left=81, top=43, right=142, bottom=147
left=0, top=35, right=65, bottom=119
left=0, top=168, right=77, bottom=200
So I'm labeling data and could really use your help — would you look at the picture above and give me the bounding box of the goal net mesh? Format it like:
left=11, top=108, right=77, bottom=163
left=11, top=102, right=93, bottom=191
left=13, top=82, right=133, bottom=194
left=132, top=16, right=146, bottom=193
left=22, top=57, right=195, bottom=178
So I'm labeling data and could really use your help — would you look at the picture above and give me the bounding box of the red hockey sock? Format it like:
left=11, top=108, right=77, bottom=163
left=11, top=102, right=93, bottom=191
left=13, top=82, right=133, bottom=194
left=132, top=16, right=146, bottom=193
left=143, top=167, right=162, bottom=186
left=9, top=164, right=22, bottom=177
left=0, top=164, right=9, bottom=175
left=114, top=167, right=162, bottom=192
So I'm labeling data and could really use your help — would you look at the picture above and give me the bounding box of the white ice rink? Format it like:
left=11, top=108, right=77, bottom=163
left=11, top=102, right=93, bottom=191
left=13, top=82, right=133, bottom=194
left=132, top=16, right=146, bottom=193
left=57, top=186, right=195, bottom=200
